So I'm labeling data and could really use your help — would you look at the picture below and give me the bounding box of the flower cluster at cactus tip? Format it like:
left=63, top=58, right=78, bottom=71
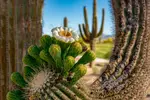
left=6, top=27, right=96, bottom=100
left=52, top=27, right=79, bottom=43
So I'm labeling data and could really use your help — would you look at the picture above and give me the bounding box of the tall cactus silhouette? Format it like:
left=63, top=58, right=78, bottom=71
left=0, top=0, right=43, bottom=99
left=63, top=17, right=68, bottom=27
left=79, top=0, right=105, bottom=52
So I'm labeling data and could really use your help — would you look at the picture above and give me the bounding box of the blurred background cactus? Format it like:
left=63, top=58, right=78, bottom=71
left=63, top=17, right=68, bottom=27
left=79, top=0, right=105, bottom=53
left=0, top=0, right=43, bottom=99
left=79, top=0, right=105, bottom=67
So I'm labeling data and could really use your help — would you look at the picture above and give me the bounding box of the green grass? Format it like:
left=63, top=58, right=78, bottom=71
left=87, top=43, right=113, bottom=59
left=95, top=43, right=113, bottom=59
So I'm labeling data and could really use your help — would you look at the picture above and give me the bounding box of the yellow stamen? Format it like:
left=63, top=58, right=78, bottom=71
left=59, top=31, right=72, bottom=38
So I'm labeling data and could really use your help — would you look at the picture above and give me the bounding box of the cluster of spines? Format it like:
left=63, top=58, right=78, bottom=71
left=7, top=34, right=95, bottom=100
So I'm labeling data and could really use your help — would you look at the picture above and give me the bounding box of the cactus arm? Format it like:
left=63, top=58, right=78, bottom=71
left=93, top=0, right=97, bottom=17
left=64, top=17, right=68, bottom=27
left=10, top=72, right=27, bottom=88
left=83, top=7, right=90, bottom=38
left=67, top=42, right=82, bottom=58
left=92, top=16, right=98, bottom=37
left=6, top=90, right=25, bottom=100
left=23, top=66, right=35, bottom=82
left=78, top=24, right=90, bottom=43
left=49, top=44, right=62, bottom=70
left=82, top=24, right=90, bottom=38
left=51, top=86, right=70, bottom=100
left=76, top=50, right=96, bottom=65
left=92, top=0, right=98, bottom=37
left=56, top=83, right=82, bottom=100
left=63, top=83, right=90, bottom=100
left=97, top=8, right=105, bottom=37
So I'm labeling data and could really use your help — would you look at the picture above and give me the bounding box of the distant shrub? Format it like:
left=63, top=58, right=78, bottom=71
left=101, top=37, right=113, bottom=43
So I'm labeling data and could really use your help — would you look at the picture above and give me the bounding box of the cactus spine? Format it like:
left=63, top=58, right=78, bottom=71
left=0, top=0, right=43, bottom=99
left=79, top=0, right=105, bottom=52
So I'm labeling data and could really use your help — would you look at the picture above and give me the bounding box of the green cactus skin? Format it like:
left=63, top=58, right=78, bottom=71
left=63, top=56, right=75, bottom=76
left=70, top=64, right=87, bottom=85
left=7, top=34, right=95, bottom=100
left=40, top=35, right=52, bottom=49
left=23, top=66, right=35, bottom=82
left=11, top=72, right=27, bottom=88
left=57, top=39, right=71, bottom=55
left=22, top=54, right=41, bottom=69
left=6, top=90, right=25, bottom=100
left=39, top=49, right=55, bottom=65
left=28, top=45, right=42, bottom=64
left=67, top=42, right=82, bottom=58
left=76, top=50, right=96, bottom=65
left=49, top=44, right=62, bottom=70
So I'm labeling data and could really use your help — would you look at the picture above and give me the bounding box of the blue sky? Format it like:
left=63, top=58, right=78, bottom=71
left=43, top=0, right=114, bottom=35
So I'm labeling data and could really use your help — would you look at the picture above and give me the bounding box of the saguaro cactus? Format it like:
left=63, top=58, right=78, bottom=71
left=79, top=0, right=105, bottom=52
left=89, top=0, right=150, bottom=99
left=63, top=17, right=68, bottom=27
left=0, top=0, right=43, bottom=99
left=7, top=27, right=96, bottom=100
left=5, top=0, right=150, bottom=99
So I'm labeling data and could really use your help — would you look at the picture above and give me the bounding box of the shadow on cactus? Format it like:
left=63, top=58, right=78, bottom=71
left=7, top=27, right=96, bottom=100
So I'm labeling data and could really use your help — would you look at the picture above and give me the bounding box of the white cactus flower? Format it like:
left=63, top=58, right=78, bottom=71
left=51, top=27, right=79, bottom=43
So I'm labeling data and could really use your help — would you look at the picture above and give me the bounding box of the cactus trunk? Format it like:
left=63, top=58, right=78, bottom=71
left=90, top=39, right=96, bottom=52
left=0, top=0, right=43, bottom=99
left=89, top=0, right=150, bottom=99
left=89, top=39, right=96, bottom=67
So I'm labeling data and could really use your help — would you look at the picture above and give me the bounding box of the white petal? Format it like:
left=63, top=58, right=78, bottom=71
left=61, top=36, right=67, bottom=41
left=74, top=35, right=79, bottom=40
left=52, top=30, right=59, bottom=36
left=69, top=38, right=75, bottom=43
left=68, top=28, right=72, bottom=32
left=58, top=36, right=64, bottom=41
left=65, top=38, right=70, bottom=42
left=51, top=28, right=57, bottom=32
left=60, top=27, right=64, bottom=31
left=56, top=27, right=60, bottom=32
